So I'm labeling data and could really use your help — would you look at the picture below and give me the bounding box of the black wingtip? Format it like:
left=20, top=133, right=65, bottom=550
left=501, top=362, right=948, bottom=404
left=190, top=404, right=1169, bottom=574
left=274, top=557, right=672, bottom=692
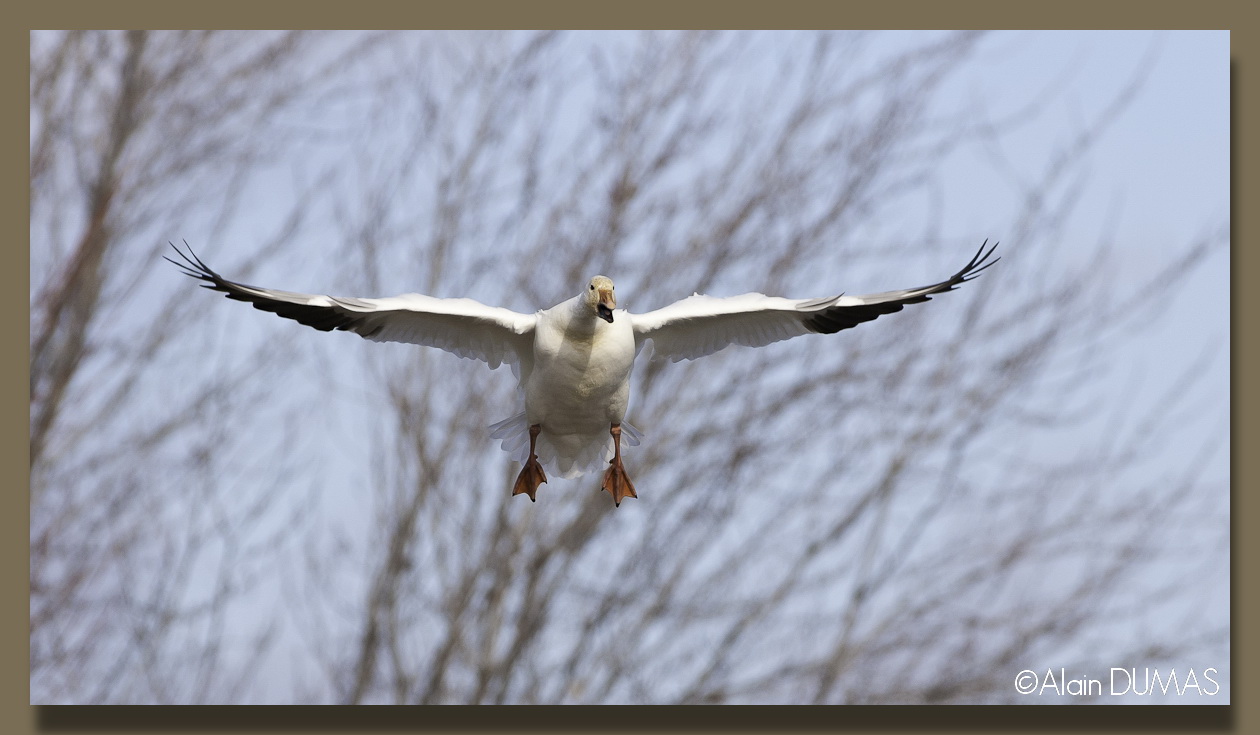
left=961, top=255, right=1000, bottom=282
left=167, top=240, right=202, bottom=273
left=185, top=242, right=213, bottom=273
left=954, top=239, right=1000, bottom=283
left=166, top=240, right=228, bottom=286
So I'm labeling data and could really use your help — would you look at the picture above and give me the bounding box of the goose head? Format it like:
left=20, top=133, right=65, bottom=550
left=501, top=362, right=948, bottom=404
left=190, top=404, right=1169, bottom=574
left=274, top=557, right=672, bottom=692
left=586, top=275, right=616, bottom=323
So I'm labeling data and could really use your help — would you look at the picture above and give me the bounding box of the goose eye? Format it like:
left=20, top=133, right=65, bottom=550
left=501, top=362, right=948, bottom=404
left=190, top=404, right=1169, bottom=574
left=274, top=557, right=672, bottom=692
left=590, top=285, right=595, bottom=290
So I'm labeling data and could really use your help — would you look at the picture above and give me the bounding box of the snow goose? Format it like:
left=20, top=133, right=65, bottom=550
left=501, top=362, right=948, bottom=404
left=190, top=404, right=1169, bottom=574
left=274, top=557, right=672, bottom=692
left=168, top=240, right=998, bottom=505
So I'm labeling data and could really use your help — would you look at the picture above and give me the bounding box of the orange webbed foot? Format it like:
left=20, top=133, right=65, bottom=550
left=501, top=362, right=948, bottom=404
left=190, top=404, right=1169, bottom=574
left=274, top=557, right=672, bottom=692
left=512, top=424, right=548, bottom=502
left=512, top=456, right=548, bottom=502
left=601, top=459, right=637, bottom=507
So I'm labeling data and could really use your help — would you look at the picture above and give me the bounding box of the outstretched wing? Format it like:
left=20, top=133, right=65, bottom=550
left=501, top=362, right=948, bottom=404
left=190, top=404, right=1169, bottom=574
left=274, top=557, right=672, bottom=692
left=167, top=242, right=536, bottom=370
left=629, top=241, right=998, bottom=362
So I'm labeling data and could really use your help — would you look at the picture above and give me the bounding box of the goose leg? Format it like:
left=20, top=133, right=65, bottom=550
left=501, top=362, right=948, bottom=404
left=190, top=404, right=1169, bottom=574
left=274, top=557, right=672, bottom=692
left=511, top=424, right=548, bottom=502
left=601, top=423, right=638, bottom=506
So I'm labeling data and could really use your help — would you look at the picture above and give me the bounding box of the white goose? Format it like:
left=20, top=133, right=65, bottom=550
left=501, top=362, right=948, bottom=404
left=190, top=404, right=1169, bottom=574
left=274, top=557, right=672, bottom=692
left=168, top=241, right=998, bottom=505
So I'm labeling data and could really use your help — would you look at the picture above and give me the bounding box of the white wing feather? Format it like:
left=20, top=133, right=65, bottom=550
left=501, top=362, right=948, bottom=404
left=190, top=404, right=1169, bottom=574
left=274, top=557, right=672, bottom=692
left=629, top=293, right=818, bottom=362
left=630, top=241, right=999, bottom=362
left=167, top=244, right=535, bottom=370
